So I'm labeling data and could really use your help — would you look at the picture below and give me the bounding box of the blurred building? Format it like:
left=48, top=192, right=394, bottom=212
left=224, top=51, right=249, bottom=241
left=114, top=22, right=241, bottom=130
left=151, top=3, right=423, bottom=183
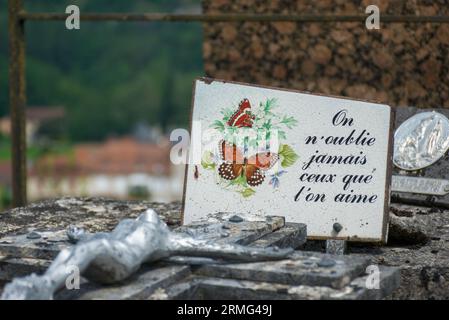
left=0, top=106, right=65, bottom=143
left=28, top=137, right=184, bottom=202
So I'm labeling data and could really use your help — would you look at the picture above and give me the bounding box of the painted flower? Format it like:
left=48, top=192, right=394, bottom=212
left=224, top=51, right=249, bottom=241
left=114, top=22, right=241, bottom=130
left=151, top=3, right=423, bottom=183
left=269, top=170, right=287, bottom=189
left=202, top=98, right=298, bottom=197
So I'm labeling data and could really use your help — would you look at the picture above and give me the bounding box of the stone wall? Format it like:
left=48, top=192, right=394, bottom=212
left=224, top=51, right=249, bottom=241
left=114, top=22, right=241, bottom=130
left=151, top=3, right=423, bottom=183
left=202, top=0, right=449, bottom=108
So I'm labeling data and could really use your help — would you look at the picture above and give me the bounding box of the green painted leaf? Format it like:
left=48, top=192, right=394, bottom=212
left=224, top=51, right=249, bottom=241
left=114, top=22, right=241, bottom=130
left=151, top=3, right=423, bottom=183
left=229, top=174, right=247, bottom=187
left=240, top=187, right=256, bottom=198
left=265, top=130, right=271, bottom=142
left=263, top=98, right=277, bottom=113
left=281, top=116, right=298, bottom=129
left=278, top=144, right=299, bottom=167
left=201, top=161, right=215, bottom=170
left=221, top=108, right=234, bottom=121
left=262, top=119, right=272, bottom=130
left=227, top=126, right=238, bottom=134
left=212, top=120, right=225, bottom=131
left=278, top=130, right=286, bottom=140
left=201, top=151, right=215, bottom=170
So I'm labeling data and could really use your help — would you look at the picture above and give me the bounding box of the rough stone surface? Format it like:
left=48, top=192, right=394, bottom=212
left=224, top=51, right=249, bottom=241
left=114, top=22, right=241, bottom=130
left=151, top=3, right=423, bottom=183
left=250, top=223, right=307, bottom=249
left=359, top=203, right=449, bottom=299
left=302, top=202, right=449, bottom=299
left=326, top=239, right=348, bottom=255
left=202, top=1, right=449, bottom=109
left=176, top=214, right=286, bottom=245
left=196, top=251, right=369, bottom=290
left=155, top=265, right=399, bottom=300
left=56, top=265, right=191, bottom=300
left=0, top=197, right=447, bottom=299
left=0, top=198, right=182, bottom=240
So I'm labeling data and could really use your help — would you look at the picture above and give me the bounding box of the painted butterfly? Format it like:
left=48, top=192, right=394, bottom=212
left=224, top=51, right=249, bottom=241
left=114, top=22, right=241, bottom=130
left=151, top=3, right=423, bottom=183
left=218, top=140, right=279, bottom=187
left=227, top=98, right=255, bottom=128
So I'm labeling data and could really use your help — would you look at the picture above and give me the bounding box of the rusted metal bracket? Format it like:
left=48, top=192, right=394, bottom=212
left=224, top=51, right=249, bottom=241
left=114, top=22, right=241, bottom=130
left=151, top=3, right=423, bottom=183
left=17, top=12, right=449, bottom=23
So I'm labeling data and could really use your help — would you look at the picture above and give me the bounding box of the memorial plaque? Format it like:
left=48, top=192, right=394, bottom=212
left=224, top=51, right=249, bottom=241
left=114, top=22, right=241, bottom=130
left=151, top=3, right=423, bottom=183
left=391, top=175, right=449, bottom=196
left=182, top=78, right=393, bottom=242
left=392, top=107, right=449, bottom=208
left=393, top=111, right=449, bottom=171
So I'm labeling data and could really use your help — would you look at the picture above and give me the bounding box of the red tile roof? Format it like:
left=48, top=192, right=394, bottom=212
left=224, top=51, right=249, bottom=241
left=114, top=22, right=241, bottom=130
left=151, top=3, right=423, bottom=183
left=31, top=137, right=172, bottom=177
left=25, top=106, right=65, bottom=122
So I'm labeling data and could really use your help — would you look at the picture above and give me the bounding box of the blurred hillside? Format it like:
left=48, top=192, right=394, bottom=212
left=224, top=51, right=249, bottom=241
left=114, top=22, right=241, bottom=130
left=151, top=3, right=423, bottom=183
left=0, top=0, right=203, bottom=141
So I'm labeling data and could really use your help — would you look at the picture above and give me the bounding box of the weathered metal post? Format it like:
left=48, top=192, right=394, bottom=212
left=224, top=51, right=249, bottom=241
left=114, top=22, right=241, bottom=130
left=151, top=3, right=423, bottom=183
left=8, top=0, right=27, bottom=207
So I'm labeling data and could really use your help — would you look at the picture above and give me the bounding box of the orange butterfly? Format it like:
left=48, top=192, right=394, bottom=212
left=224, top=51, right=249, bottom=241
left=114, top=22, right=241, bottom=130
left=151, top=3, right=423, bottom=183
left=218, top=140, right=279, bottom=187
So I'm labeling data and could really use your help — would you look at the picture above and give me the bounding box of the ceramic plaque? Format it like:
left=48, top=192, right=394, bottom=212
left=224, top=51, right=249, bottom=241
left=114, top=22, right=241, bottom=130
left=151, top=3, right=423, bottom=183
left=182, top=78, right=393, bottom=242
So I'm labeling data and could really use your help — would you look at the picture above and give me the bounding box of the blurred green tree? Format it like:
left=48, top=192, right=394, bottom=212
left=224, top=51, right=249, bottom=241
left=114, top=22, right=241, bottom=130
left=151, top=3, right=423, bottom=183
left=0, top=0, right=203, bottom=142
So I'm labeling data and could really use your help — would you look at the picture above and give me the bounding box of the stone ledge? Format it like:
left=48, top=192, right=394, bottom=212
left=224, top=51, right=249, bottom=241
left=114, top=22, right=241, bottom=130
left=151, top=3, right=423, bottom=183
left=0, top=197, right=448, bottom=299
left=0, top=197, right=182, bottom=239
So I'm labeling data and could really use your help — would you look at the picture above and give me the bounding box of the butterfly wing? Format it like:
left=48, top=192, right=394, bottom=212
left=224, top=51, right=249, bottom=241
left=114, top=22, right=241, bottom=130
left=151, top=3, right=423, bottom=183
left=244, top=152, right=280, bottom=186
left=245, top=165, right=265, bottom=186
left=218, top=140, right=244, bottom=181
left=239, top=98, right=251, bottom=111
left=233, top=114, right=253, bottom=128
left=219, top=140, right=244, bottom=164
left=218, top=162, right=243, bottom=181
left=247, top=152, right=279, bottom=171
left=227, top=99, right=254, bottom=128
